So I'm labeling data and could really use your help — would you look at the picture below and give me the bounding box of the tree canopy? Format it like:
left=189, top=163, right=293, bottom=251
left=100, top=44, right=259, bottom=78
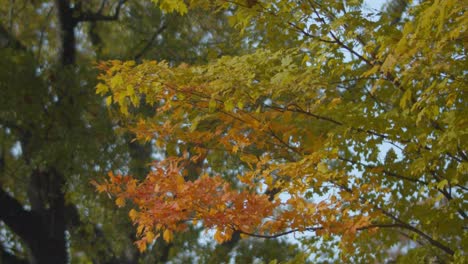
left=96, top=0, right=467, bottom=262
left=1, top=0, right=306, bottom=263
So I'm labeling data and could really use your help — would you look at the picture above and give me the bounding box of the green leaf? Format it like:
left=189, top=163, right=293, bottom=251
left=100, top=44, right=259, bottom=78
left=209, top=98, right=217, bottom=112
left=237, top=101, right=244, bottom=110
left=400, top=89, right=412, bottom=109
left=437, top=179, right=448, bottom=190
left=224, top=99, right=234, bottom=112
left=190, top=116, right=201, bottom=132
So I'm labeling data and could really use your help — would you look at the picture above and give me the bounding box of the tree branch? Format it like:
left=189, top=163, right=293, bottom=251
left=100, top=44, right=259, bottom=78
left=338, top=156, right=428, bottom=185
left=329, top=181, right=457, bottom=256
left=76, top=0, right=127, bottom=22
left=97, top=0, right=109, bottom=14
left=0, top=243, right=29, bottom=264
left=238, top=223, right=409, bottom=239
left=380, top=209, right=455, bottom=255
left=36, top=6, right=55, bottom=63
left=0, top=24, right=26, bottom=50
left=0, top=187, right=37, bottom=245
left=239, top=226, right=323, bottom=239
left=266, top=103, right=396, bottom=142
left=134, top=22, right=167, bottom=61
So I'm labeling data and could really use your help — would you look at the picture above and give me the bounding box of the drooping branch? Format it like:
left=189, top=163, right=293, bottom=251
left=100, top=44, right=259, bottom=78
left=330, top=181, right=457, bottom=256
left=380, top=209, right=455, bottom=255
left=238, top=224, right=406, bottom=239
left=239, top=226, right=323, bottom=239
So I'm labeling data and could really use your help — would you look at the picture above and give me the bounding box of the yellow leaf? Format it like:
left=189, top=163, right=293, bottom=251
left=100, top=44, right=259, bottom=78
left=330, top=98, right=342, bottom=108
left=317, top=163, right=328, bottom=173
left=96, top=83, right=109, bottom=94
left=136, top=240, right=147, bottom=252
left=105, top=96, right=112, bottom=106
left=232, top=145, right=239, bottom=154
left=361, top=65, right=379, bottom=77
left=214, top=230, right=224, bottom=243
left=129, top=209, right=138, bottom=221
left=110, top=75, right=124, bottom=88
left=146, top=231, right=155, bottom=242
left=163, top=229, right=174, bottom=242
left=126, top=85, right=135, bottom=96
left=115, top=197, right=125, bottom=207
left=176, top=175, right=185, bottom=187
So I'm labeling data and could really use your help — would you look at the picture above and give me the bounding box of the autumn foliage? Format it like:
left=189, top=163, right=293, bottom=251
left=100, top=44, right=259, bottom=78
left=94, top=0, right=467, bottom=261
left=95, top=157, right=277, bottom=251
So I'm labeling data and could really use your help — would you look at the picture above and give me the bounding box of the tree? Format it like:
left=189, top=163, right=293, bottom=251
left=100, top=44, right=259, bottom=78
left=0, top=1, right=147, bottom=262
left=2, top=0, right=288, bottom=263
left=96, top=0, right=467, bottom=262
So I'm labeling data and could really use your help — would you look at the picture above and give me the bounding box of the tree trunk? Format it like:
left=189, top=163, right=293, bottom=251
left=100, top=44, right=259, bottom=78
left=27, top=169, right=68, bottom=264
left=25, top=1, right=76, bottom=262
left=0, top=169, right=68, bottom=264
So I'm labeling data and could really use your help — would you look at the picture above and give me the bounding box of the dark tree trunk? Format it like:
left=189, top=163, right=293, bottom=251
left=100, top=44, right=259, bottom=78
left=23, top=1, right=76, bottom=263
left=0, top=169, right=68, bottom=264
left=27, top=169, right=68, bottom=264
left=55, top=0, right=76, bottom=66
